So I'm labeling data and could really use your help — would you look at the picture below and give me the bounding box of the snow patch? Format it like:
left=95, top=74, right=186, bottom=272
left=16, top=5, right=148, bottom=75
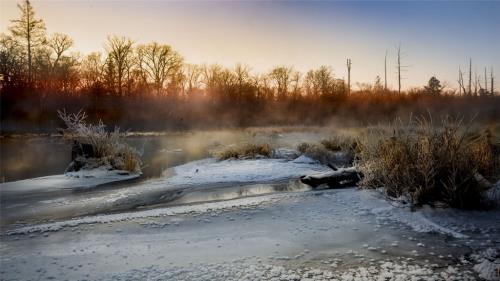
left=0, top=168, right=139, bottom=193
left=471, top=248, right=500, bottom=281
left=272, top=148, right=299, bottom=160
left=108, top=260, right=478, bottom=281
left=485, top=180, right=500, bottom=203
left=291, top=155, right=318, bottom=164
left=362, top=192, right=469, bottom=238
left=156, top=157, right=328, bottom=188
left=6, top=193, right=285, bottom=235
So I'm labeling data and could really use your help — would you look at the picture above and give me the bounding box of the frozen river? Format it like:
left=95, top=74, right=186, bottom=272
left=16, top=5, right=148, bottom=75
left=1, top=129, right=499, bottom=280
left=2, top=184, right=499, bottom=280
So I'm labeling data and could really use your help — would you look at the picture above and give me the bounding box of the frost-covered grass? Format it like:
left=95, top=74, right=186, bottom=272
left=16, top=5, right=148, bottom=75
left=296, top=134, right=358, bottom=165
left=58, top=110, right=142, bottom=173
left=356, top=115, right=499, bottom=209
left=212, top=143, right=272, bottom=160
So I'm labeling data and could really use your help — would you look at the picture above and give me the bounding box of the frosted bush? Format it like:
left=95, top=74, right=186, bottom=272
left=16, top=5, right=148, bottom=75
left=58, top=110, right=142, bottom=173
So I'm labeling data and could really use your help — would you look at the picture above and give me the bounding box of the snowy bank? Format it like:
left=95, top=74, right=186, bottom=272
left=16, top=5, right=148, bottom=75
left=0, top=168, right=140, bottom=194
left=154, top=156, right=330, bottom=188
left=6, top=192, right=283, bottom=234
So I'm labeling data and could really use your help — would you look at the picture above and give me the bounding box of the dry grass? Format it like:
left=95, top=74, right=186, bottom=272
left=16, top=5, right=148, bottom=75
left=296, top=134, right=359, bottom=165
left=355, top=115, right=498, bottom=209
left=297, top=143, right=335, bottom=164
left=58, top=110, right=142, bottom=173
left=320, top=135, right=358, bottom=153
left=213, top=143, right=272, bottom=160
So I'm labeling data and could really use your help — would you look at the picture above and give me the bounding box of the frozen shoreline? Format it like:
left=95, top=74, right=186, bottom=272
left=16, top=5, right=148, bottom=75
left=2, top=187, right=499, bottom=280
left=1, top=157, right=499, bottom=280
left=0, top=167, right=140, bottom=194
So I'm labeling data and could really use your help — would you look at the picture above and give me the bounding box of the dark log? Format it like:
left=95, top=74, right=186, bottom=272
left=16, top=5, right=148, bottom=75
left=300, top=167, right=360, bottom=189
left=71, top=140, right=95, bottom=160
left=66, top=141, right=96, bottom=172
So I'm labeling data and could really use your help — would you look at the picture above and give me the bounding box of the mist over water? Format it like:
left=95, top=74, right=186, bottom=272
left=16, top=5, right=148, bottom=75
left=0, top=127, right=334, bottom=183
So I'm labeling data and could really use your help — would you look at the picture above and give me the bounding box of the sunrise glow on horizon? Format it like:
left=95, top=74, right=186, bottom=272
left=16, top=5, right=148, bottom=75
left=1, top=0, right=499, bottom=90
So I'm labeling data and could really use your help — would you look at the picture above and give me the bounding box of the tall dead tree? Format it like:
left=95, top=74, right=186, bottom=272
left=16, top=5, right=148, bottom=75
left=384, top=50, right=387, bottom=90
left=346, top=58, right=352, bottom=94
left=474, top=70, right=478, bottom=96
left=458, top=67, right=466, bottom=95
left=484, top=67, right=488, bottom=92
left=492, top=68, right=495, bottom=95
left=468, top=58, right=472, bottom=95
left=395, top=44, right=408, bottom=94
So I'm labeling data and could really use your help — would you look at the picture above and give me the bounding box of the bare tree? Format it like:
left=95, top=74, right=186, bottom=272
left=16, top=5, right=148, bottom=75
left=474, top=70, right=478, bottom=96
left=290, top=71, right=301, bottom=99
left=346, top=58, right=352, bottom=94
left=80, top=52, right=104, bottom=90
left=105, top=36, right=134, bottom=95
left=491, top=68, right=495, bottom=95
left=234, top=63, right=251, bottom=101
left=0, top=34, right=25, bottom=87
left=484, top=67, right=488, bottom=91
left=395, top=43, right=408, bottom=94
left=136, top=42, right=183, bottom=95
left=384, top=50, right=388, bottom=90
left=468, top=58, right=472, bottom=95
left=202, top=64, right=223, bottom=101
left=183, top=64, right=202, bottom=95
left=47, top=33, right=73, bottom=68
left=9, top=0, right=46, bottom=84
left=458, top=66, right=467, bottom=95
left=269, top=66, right=293, bottom=99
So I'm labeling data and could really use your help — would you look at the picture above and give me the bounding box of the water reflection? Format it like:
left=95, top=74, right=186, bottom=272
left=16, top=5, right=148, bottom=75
left=1, top=128, right=329, bottom=182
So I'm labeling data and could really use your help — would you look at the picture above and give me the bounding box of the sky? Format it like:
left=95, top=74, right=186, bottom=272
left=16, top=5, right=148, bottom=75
left=1, top=0, right=499, bottom=90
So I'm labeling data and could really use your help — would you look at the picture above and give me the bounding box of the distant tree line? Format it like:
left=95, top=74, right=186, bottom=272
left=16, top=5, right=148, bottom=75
left=1, top=1, right=498, bottom=133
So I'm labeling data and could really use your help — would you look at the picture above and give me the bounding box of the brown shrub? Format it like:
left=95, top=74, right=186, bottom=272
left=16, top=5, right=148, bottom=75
left=356, top=116, right=498, bottom=209
left=213, top=143, right=272, bottom=160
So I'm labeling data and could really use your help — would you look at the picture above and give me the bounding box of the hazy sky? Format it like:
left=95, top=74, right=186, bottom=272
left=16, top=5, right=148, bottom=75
left=1, top=0, right=499, bottom=90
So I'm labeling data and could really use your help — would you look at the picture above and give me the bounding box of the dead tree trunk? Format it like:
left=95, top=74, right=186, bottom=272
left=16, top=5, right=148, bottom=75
left=468, top=58, right=472, bottom=95
left=397, top=46, right=401, bottom=94
left=347, top=58, right=352, bottom=94
left=491, top=68, right=495, bottom=95
left=474, top=71, right=478, bottom=96
left=300, top=166, right=360, bottom=189
left=458, top=67, right=465, bottom=95
left=395, top=44, right=408, bottom=94
left=485, top=67, right=488, bottom=93
left=384, top=51, right=388, bottom=90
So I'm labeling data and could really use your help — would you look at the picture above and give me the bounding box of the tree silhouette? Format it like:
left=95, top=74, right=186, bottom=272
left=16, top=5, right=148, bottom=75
left=269, top=66, right=293, bottom=100
left=137, top=42, right=183, bottom=95
left=0, top=34, right=25, bottom=87
left=47, top=33, right=73, bottom=68
left=105, top=36, right=134, bottom=96
left=425, top=76, right=442, bottom=95
left=9, top=0, right=46, bottom=84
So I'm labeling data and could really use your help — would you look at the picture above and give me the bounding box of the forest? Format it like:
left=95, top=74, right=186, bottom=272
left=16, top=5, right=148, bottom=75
left=1, top=0, right=498, bottom=133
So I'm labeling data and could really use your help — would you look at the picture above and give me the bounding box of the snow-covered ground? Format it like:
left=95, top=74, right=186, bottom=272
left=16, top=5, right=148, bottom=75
left=155, top=155, right=329, bottom=187
left=0, top=167, right=139, bottom=194
left=2, top=187, right=499, bottom=280
left=1, top=157, right=499, bottom=280
left=0, top=156, right=328, bottom=225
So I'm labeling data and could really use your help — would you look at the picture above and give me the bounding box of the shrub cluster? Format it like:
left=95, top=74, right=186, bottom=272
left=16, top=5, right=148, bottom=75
left=355, top=116, right=498, bottom=208
left=212, top=143, right=272, bottom=160
left=58, top=110, right=142, bottom=173
left=296, top=135, right=358, bottom=166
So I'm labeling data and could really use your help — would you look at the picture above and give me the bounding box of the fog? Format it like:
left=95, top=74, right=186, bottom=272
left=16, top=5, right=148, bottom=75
left=0, top=127, right=340, bottom=182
